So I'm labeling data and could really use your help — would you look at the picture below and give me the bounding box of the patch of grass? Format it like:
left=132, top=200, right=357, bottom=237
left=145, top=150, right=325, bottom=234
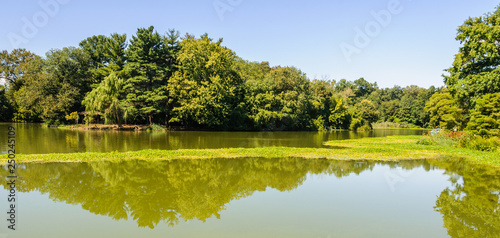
left=373, top=121, right=422, bottom=129
left=4, top=135, right=499, bottom=168
left=329, top=135, right=499, bottom=168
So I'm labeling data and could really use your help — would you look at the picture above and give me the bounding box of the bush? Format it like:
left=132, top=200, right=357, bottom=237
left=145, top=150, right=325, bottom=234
left=44, top=119, right=62, bottom=127
left=350, top=118, right=363, bottom=131
left=358, top=124, right=372, bottom=131
left=418, top=129, right=500, bottom=152
left=65, top=112, right=79, bottom=124
left=417, top=130, right=458, bottom=147
left=458, top=134, right=500, bottom=152
left=313, top=116, right=327, bottom=131
left=148, top=123, right=165, bottom=131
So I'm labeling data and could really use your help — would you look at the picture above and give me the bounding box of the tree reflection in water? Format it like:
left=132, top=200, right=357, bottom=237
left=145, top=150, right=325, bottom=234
left=1, top=158, right=498, bottom=237
left=430, top=158, right=500, bottom=238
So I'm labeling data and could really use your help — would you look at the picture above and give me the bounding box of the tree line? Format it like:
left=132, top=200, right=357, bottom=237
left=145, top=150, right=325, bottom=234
left=1, top=3, right=500, bottom=134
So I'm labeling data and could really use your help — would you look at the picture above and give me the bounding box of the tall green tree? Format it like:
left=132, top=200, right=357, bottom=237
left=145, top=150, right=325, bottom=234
left=376, top=86, right=403, bottom=122
left=79, top=33, right=127, bottom=72
left=353, top=99, right=379, bottom=130
left=311, top=79, right=335, bottom=130
left=466, top=93, right=500, bottom=137
left=444, top=6, right=500, bottom=110
left=80, top=33, right=127, bottom=86
left=9, top=55, right=45, bottom=122
left=352, top=77, right=378, bottom=99
left=124, top=26, right=175, bottom=125
left=310, top=79, right=350, bottom=130
left=0, top=85, right=14, bottom=121
left=0, top=49, right=40, bottom=103
left=425, top=90, right=463, bottom=130
left=167, top=34, right=244, bottom=129
left=397, top=85, right=435, bottom=127
left=328, top=98, right=350, bottom=129
left=246, top=67, right=314, bottom=130
left=15, top=47, right=93, bottom=124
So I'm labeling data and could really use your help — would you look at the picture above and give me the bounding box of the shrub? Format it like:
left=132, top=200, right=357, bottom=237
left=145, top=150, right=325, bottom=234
left=350, top=118, right=363, bottom=131
left=466, top=93, right=500, bottom=137
left=458, top=134, right=500, bottom=152
left=417, top=130, right=458, bottom=147
left=418, top=129, right=500, bottom=152
left=148, top=123, right=165, bottom=131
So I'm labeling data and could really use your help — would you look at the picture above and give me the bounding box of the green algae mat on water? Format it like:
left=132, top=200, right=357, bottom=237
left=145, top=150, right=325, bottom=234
left=7, top=136, right=500, bottom=168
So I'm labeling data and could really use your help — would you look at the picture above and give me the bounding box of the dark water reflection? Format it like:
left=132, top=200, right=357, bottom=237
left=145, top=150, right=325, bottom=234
left=0, top=123, right=425, bottom=154
left=1, top=158, right=498, bottom=237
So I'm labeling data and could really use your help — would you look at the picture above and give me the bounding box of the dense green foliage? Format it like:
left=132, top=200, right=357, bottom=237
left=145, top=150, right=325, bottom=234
left=0, top=85, right=13, bottom=121
left=3, top=4, right=500, bottom=133
left=418, top=130, right=500, bottom=152
left=444, top=7, right=500, bottom=111
left=425, top=90, right=463, bottom=130
left=466, top=93, right=500, bottom=137
left=438, top=6, right=500, bottom=141
left=0, top=26, right=438, bottom=131
left=246, top=67, right=315, bottom=130
left=82, top=73, right=126, bottom=125
left=167, top=34, right=244, bottom=129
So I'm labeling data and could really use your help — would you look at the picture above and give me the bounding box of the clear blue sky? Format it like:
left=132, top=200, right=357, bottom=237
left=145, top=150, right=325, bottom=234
left=1, top=0, right=498, bottom=88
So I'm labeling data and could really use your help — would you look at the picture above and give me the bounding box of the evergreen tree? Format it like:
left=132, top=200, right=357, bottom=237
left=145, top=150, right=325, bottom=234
left=124, top=26, right=173, bottom=125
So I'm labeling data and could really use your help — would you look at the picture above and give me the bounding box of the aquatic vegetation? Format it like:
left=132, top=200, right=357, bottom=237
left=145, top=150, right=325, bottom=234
left=5, top=136, right=499, bottom=168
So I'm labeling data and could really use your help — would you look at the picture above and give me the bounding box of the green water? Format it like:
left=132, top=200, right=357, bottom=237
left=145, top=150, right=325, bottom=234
left=0, top=123, right=425, bottom=154
left=0, top=158, right=498, bottom=237
left=0, top=123, right=498, bottom=237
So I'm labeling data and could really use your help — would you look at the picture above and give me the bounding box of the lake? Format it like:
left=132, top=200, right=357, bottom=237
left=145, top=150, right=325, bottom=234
left=0, top=123, right=498, bottom=237
left=0, top=123, right=425, bottom=154
left=1, top=158, right=499, bottom=237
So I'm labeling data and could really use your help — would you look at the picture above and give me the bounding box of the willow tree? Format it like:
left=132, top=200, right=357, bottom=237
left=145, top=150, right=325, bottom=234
left=83, top=73, right=126, bottom=125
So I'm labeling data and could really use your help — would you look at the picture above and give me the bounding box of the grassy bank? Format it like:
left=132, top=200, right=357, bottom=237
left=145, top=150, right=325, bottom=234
left=5, top=135, right=500, bottom=168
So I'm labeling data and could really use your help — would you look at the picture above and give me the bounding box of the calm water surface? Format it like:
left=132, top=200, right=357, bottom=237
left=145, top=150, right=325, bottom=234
left=0, top=123, right=425, bottom=154
left=0, top=123, right=498, bottom=237
left=0, top=158, right=498, bottom=237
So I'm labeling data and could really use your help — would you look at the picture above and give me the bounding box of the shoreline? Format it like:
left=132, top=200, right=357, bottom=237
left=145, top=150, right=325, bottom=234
left=4, top=136, right=499, bottom=168
left=53, top=123, right=428, bottom=132
left=56, top=124, right=150, bottom=131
